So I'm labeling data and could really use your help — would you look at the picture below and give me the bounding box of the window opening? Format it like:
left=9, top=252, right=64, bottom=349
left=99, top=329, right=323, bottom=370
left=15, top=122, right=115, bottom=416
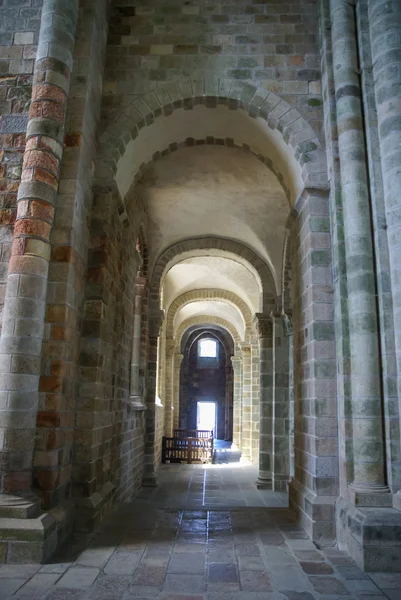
left=198, top=338, right=218, bottom=358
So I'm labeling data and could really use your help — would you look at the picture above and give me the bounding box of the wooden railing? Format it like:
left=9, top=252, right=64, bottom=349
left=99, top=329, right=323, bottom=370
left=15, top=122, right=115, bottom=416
left=162, top=431, right=214, bottom=464
left=174, top=429, right=213, bottom=439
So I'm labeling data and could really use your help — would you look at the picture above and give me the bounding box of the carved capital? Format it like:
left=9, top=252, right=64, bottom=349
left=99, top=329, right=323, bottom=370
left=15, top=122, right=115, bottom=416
left=255, top=313, right=273, bottom=339
left=231, top=356, right=242, bottom=371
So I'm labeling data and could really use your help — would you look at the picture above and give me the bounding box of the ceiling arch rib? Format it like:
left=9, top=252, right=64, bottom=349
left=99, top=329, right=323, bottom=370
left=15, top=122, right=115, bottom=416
left=94, top=78, right=328, bottom=204
left=166, top=289, right=253, bottom=342
left=151, top=237, right=277, bottom=318
left=175, top=316, right=240, bottom=348
left=163, top=255, right=262, bottom=315
left=174, top=301, right=245, bottom=343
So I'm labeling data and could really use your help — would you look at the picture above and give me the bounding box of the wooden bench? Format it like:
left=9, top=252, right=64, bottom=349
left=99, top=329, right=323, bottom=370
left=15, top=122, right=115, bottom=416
left=162, top=430, right=214, bottom=464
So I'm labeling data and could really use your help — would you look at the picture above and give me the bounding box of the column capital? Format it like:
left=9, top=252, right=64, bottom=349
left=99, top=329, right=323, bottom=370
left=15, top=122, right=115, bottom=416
left=231, top=355, right=242, bottom=370
left=254, top=313, right=274, bottom=339
left=239, top=343, right=251, bottom=355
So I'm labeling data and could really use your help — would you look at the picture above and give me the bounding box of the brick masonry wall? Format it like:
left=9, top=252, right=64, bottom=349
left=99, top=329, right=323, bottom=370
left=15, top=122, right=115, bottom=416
left=102, top=0, right=323, bottom=141
left=74, top=188, right=148, bottom=528
left=0, top=0, right=43, bottom=332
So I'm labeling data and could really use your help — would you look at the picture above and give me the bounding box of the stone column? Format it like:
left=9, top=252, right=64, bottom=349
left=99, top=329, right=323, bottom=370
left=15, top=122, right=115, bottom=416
left=239, top=343, right=252, bottom=461
left=164, top=339, right=175, bottom=437
left=231, top=355, right=242, bottom=449
left=284, top=314, right=295, bottom=480
left=255, top=314, right=274, bottom=489
left=129, top=277, right=146, bottom=409
left=143, top=309, right=164, bottom=486
left=173, top=352, right=183, bottom=432
left=272, top=315, right=290, bottom=491
left=0, top=0, right=78, bottom=512
left=251, top=338, right=260, bottom=462
left=331, top=0, right=389, bottom=500
left=368, top=0, right=401, bottom=497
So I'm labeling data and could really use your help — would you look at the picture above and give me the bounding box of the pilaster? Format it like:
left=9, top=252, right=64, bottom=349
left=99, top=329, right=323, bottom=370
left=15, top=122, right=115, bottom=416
left=255, top=313, right=274, bottom=490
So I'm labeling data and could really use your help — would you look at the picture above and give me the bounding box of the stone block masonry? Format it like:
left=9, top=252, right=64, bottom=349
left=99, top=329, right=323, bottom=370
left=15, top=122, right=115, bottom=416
left=103, top=0, right=324, bottom=139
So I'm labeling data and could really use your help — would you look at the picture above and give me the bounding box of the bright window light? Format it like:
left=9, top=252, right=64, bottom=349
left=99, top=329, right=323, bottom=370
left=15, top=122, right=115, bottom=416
left=198, top=338, right=217, bottom=358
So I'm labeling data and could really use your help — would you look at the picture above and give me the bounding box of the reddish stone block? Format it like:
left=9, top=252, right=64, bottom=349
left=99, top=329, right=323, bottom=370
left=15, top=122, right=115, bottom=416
left=30, top=199, right=54, bottom=222
left=36, top=468, right=60, bottom=490
left=51, top=325, right=67, bottom=340
left=32, top=167, right=58, bottom=189
left=32, top=83, right=66, bottom=105
left=8, top=254, right=48, bottom=277
left=39, top=376, right=63, bottom=394
left=37, top=408, right=62, bottom=427
left=46, top=304, right=67, bottom=322
left=24, top=149, right=59, bottom=175
left=41, top=100, right=65, bottom=122
left=64, top=132, right=83, bottom=147
left=52, top=245, right=72, bottom=262
left=0, top=208, right=16, bottom=225
left=50, top=359, right=67, bottom=376
left=14, top=218, right=51, bottom=240
left=29, top=100, right=41, bottom=118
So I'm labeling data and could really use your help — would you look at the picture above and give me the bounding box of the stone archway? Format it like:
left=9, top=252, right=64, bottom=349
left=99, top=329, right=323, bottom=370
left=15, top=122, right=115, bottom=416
left=176, top=316, right=240, bottom=348
left=94, top=78, right=327, bottom=197
left=151, top=237, right=277, bottom=315
left=166, top=288, right=254, bottom=341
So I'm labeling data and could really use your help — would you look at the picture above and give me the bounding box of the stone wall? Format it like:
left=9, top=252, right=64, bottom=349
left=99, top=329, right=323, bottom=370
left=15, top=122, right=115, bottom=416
left=74, top=187, right=147, bottom=530
left=0, top=0, right=43, bottom=332
left=101, top=0, right=323, bottom=150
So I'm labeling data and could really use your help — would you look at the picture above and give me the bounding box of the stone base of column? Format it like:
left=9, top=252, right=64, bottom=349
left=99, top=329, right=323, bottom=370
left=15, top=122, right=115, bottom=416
left=288, top=478, right=336, bottom=547
left=256, top=471, right=272, bottom=490
left=74, top=482, right=115, bottom=532
left=0, top=493, right=41, bottom=519
left=0, top=496, right=74, bottom=564
left=336, top=496, right=401, bottom=572
left=348, top=483, right=392, bottom=508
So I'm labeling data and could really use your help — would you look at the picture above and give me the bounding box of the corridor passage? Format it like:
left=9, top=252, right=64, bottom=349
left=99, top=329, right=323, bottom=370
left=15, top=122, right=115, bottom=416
left=0, top=466, right=399, bottom=599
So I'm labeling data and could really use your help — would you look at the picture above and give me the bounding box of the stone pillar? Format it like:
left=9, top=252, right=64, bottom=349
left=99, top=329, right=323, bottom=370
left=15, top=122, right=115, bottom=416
left=0, top=0, right=78, bottom=513
left=173, top=352, right=183, bottom=432
left=231, top=355, right=242, bottom=449
left=251, top=338, right=260, bottom=463
left=368, top=0, right=401, bottom=495
left=239, top=344, right=252, bottom=461
left=255, top=314, right=274, bottom=489
left=164, top=339, right=175, bottom=437
left=129, top=277, right=146, bottom=409
left=284, top=314, right=295, bottom=480
left=331, top=0, right=389, bottom=500
left=143, top=309, right=164, bottom=486
left=288, top=189, right=337, bottom=546
left=272, top=316, right=290, bottom=492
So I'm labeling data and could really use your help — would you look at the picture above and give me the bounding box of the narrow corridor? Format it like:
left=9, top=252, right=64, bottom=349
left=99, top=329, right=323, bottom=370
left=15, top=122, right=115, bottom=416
left=0, top=466, right=399, bottom=599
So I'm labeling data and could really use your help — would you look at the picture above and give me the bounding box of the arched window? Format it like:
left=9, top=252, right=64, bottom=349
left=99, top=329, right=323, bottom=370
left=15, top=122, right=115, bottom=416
left=198, top=338, right=218, bottom=358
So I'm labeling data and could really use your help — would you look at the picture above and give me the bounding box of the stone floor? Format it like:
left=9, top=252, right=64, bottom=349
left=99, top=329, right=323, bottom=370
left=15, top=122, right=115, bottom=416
left=0, top=465, right=400, bottom=600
